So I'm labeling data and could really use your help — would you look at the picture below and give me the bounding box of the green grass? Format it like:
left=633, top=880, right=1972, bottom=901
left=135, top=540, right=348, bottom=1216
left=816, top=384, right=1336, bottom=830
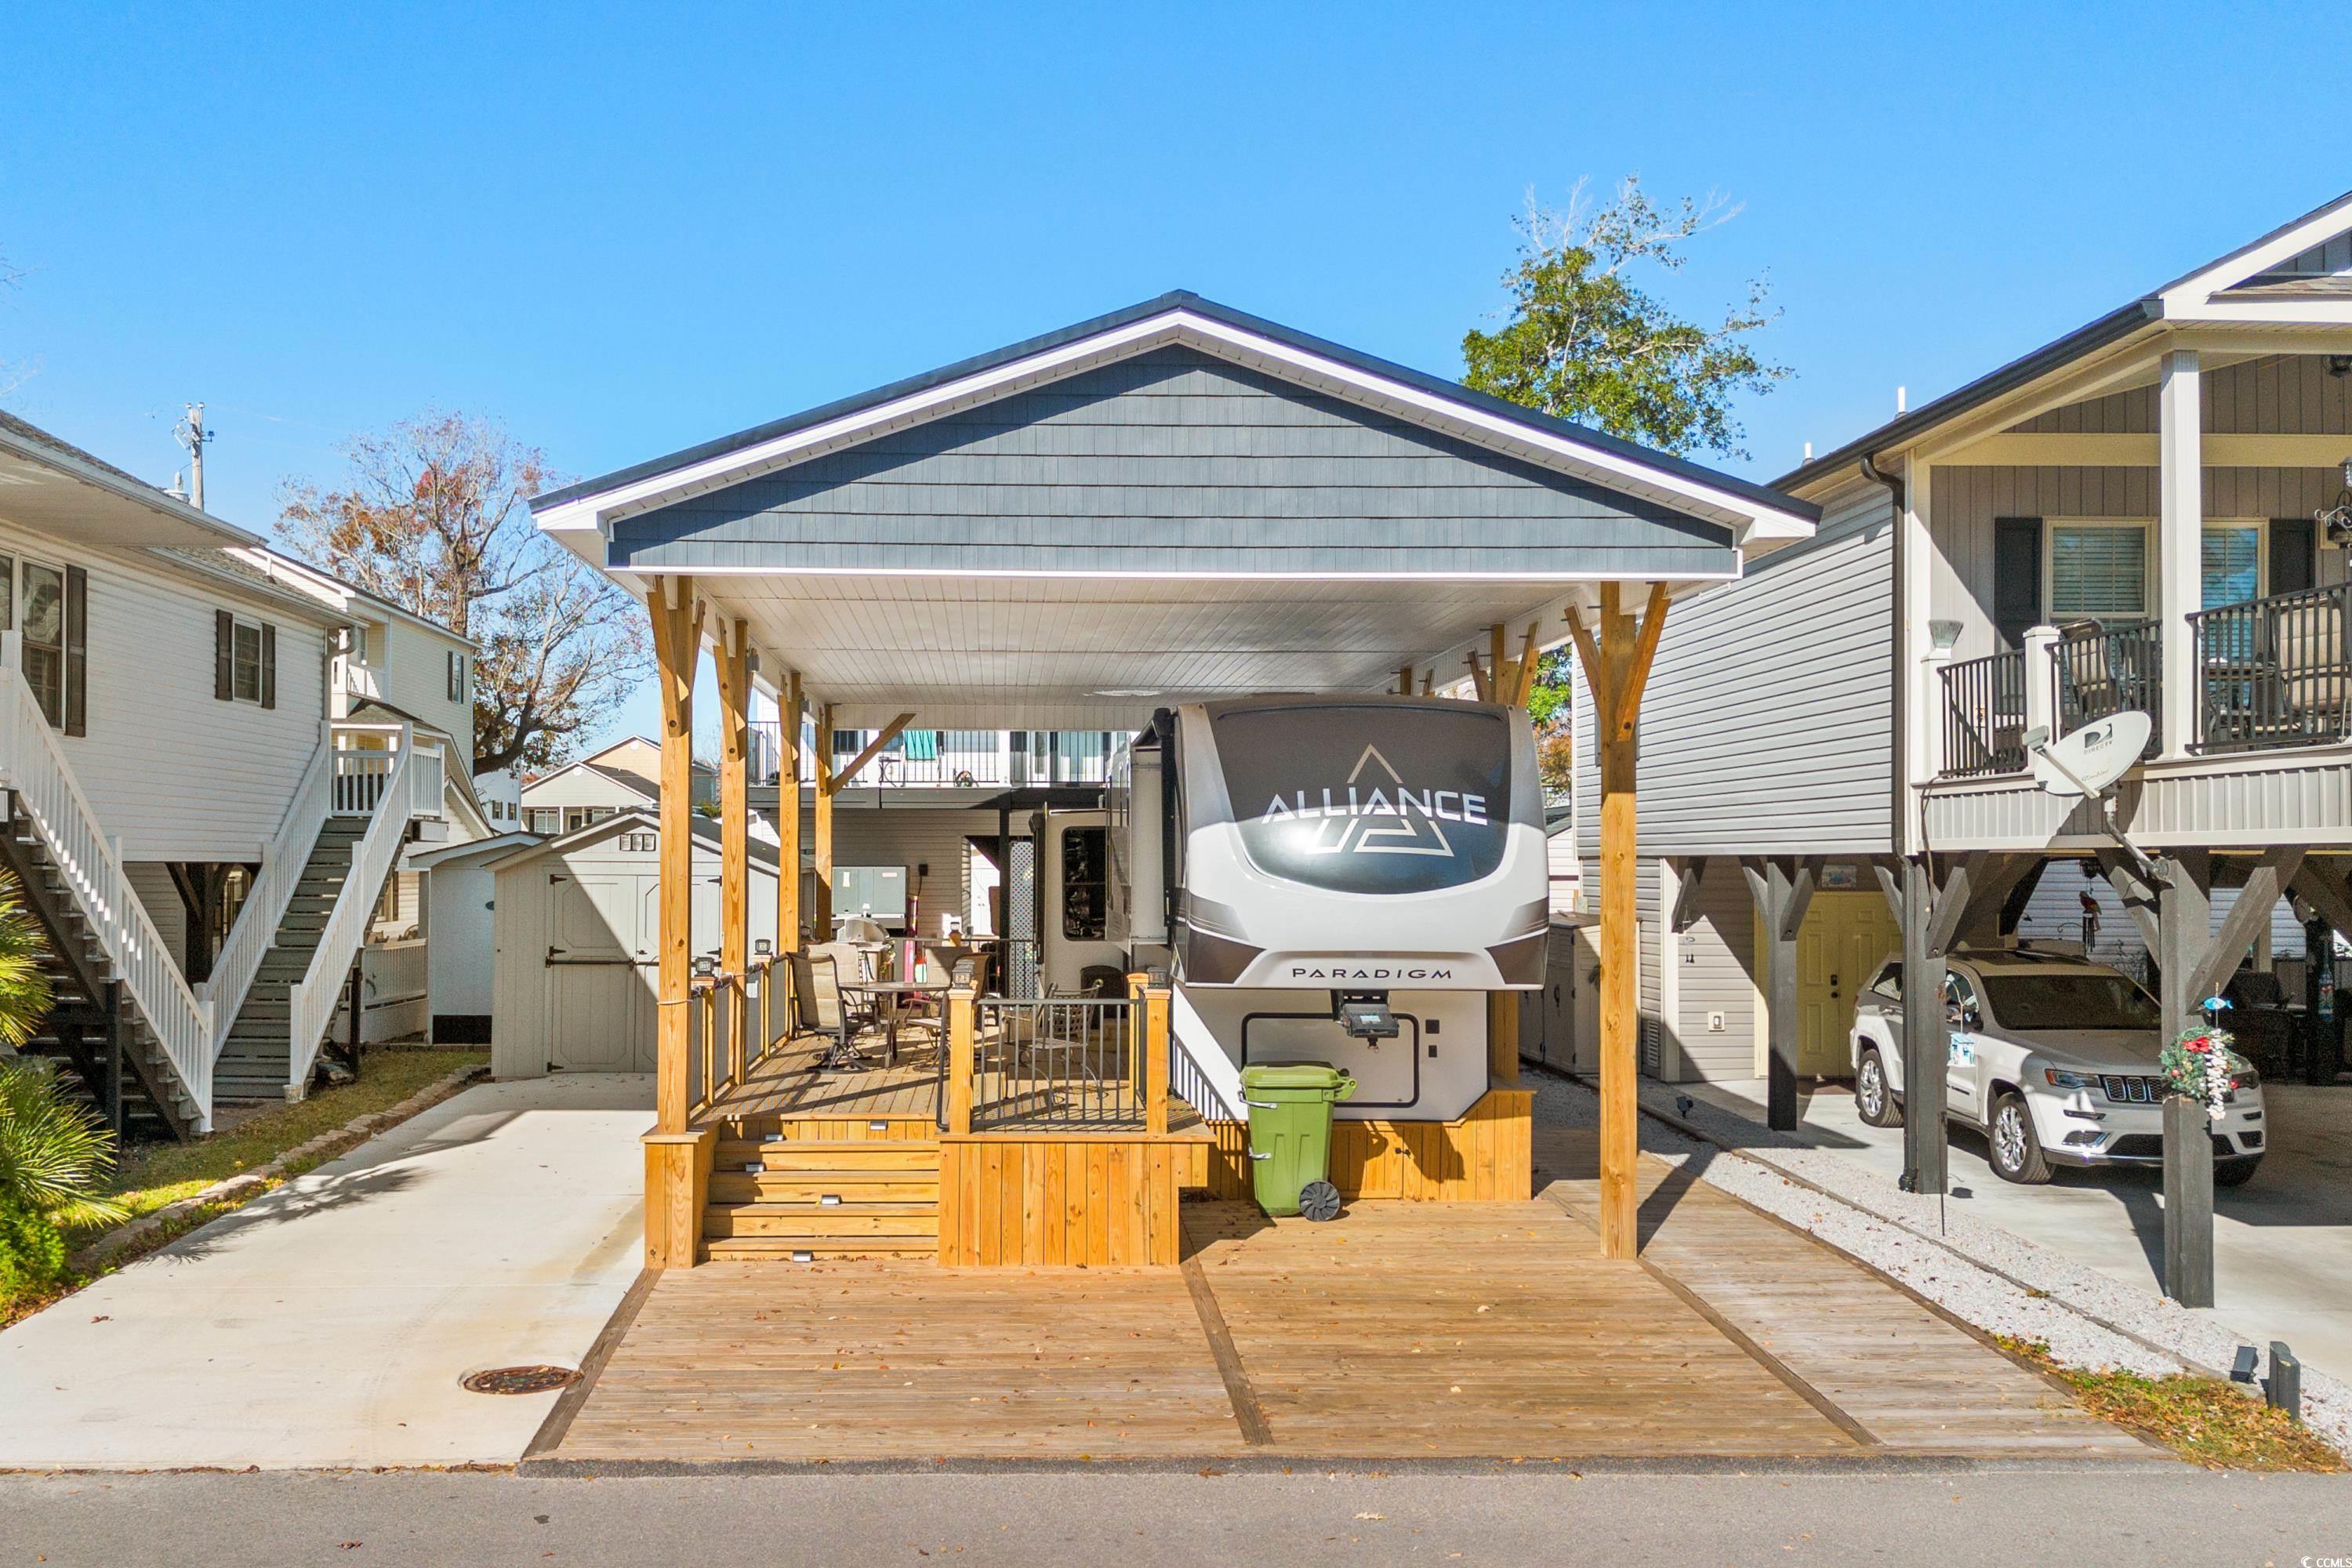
left=1998, top=1335, right=2347, bottom=1472
left=64, top=1047, right=488, bottom=1246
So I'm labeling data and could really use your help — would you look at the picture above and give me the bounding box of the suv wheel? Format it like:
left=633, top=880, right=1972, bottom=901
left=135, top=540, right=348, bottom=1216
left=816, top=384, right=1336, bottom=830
left=1987, top=1091, right=2053, bottom=1184
left=1854, top=1048, right=1903, bottom=1128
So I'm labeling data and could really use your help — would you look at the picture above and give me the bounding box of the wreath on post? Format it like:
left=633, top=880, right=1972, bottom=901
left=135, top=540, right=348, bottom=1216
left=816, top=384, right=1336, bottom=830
left=2159, top=996, right=2252, bottom=1123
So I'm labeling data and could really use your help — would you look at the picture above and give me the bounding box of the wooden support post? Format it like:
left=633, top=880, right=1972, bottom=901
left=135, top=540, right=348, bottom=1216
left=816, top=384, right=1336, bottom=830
left=1565, top=582, right=1669, bottom=1260
left=1741, top=856, right=1820, bottom=1132
left=2157, top=849, right=2213, bottom=1305
left=1144, top=983, right=1171, bottom=1135
left=1874, top=854, right=1976, bottom=1196
left=946, top=985, right=975, bottom=1135
left=647, top=578, right=703, bottom=1135
left=1487, top=991, right=1520, bottom=1084
left=777, top=670, right=802, bottom=953
left=717, top=622, right=750, bottom=986
left=813, top=702, right=835, bottom=939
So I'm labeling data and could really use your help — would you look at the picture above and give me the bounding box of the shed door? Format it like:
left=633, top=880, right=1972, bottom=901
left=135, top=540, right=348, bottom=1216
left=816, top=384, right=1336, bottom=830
left=546, top=871, right=656, bottom=1072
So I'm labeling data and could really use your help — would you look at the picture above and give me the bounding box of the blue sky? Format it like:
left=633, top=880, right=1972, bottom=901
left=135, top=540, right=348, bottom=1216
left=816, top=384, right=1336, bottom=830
left=3, top=2, right=2345, bottom=753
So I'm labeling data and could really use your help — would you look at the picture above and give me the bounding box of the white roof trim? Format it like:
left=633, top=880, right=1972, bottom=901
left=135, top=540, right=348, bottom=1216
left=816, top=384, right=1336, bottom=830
left=536, top=309, right=1813, bottom=549
left=520, top=757, right=659, bottom=803
left=2159, top=191, right=2352, bottom=315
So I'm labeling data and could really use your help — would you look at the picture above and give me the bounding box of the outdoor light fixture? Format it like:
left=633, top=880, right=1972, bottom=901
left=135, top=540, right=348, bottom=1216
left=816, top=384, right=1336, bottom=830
left=2328, top=354, right=2352, bottom=379
left=754, top=937, right=772, bottom=956
left=692, top=954, right=716, bottom=978
left=1929, top=619, right=1965, bottom=655
left=2319, top=456, right=2352, bottom=546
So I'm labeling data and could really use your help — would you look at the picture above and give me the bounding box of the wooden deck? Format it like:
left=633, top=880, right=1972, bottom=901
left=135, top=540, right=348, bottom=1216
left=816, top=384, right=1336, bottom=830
left=544, top=1122, right=2162, bottom=1465
left=705, top=1031, right=1188, bottom=1133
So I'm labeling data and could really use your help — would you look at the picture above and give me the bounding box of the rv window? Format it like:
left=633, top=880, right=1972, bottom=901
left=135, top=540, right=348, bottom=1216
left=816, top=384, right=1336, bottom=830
left=1210, top=703, right=1512, bottom=895
left=1062, top=827, right=1106, bottom=941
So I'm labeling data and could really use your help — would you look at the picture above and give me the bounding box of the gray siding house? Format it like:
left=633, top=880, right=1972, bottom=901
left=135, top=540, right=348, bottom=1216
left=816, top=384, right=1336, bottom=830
left=1577, top=189, right=2352, bottom=1129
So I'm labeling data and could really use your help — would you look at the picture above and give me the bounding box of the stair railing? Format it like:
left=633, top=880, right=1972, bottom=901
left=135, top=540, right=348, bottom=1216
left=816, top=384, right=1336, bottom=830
left=196, top=729, right=333, bottom=1062
left=0, top=632, right=214, bottom=1129
left=285, top=729, right=442, bottom=1094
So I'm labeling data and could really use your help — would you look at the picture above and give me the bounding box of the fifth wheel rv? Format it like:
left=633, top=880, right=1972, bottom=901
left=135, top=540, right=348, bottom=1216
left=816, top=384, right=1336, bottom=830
left=1098, top=695, right=1547, bottom=1123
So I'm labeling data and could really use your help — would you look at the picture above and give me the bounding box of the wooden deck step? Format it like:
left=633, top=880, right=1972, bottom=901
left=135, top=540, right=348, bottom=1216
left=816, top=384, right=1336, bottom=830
left=713, top=1138, right=940, bottom=1172
left=701, top=1234, right=938, bottom=1261
left=705, top=1202, right=938, bottom=1240
left=708, top=1170, right=939, bottom=1203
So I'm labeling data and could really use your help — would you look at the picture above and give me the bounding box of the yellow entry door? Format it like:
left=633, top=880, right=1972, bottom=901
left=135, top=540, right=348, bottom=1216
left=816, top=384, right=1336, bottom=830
left=1795, top=892, right=1903, bottom=1076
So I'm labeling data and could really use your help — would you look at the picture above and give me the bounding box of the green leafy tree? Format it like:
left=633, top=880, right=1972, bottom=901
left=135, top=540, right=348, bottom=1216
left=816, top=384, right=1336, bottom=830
left=1465, top=176, right=1789, bottom=733
left=1462, top=176, right=1790, bottom=460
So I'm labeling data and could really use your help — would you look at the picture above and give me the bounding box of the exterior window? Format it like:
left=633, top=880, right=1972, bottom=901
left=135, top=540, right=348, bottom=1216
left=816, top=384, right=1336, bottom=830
left=619, top=832, right=656, bottom=852
left=2048, top=524, right=2147, bottom=625
left=446, top=649, right=466, bottom=702
left=20, top=561, right=64, bottom=728
left=528, top=808, right=561, bottom=835
left=2201, top=526, right=2262, bottom=609
left=233, top=622, right=264, bottom=702
left=1061, top=826, right=1106, bottom=941
left=214, top=610, right=276, bottom=709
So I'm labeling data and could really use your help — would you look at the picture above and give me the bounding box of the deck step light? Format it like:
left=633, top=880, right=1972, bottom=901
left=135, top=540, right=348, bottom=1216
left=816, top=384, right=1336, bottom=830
left=792, top=1250, right=815, bottom=1264
left=868, top=1120, right=888, bottom=1131
left=820, top=1194, right=842, bottom=1206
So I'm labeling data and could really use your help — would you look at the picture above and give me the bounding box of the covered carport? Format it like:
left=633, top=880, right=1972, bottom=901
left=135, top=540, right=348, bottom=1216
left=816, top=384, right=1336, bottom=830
left=531, top=291, right=1816, bottom=1263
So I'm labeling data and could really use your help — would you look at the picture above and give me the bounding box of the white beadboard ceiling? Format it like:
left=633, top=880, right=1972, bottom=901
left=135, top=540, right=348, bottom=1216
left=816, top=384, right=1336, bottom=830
left=667, top=572, right=1635, bottom=729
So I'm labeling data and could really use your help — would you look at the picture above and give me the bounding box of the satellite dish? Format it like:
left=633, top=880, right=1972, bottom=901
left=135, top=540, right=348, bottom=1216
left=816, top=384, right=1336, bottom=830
left=2028, top=711, right=2151, bottom=799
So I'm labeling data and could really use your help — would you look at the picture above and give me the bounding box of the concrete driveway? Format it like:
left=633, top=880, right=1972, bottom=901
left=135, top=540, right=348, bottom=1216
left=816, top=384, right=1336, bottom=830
left=1682, top=1076, right=2352, bottom=1381
left=0, top=1075, right=651, bottom=1471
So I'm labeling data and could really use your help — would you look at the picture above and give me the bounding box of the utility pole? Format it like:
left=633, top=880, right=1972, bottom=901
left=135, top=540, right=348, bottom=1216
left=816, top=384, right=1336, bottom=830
left=172, top=403, right=212, bottom=510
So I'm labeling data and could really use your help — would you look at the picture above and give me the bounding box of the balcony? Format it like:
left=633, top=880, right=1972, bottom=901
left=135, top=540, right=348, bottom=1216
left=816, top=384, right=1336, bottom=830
left=1936, top=586, right=2352, bottom=779
left=747, top=727, right=1115, bottom=790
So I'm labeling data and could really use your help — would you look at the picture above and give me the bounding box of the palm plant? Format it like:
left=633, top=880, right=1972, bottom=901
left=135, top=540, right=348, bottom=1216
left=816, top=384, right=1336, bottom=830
left=0, top=868, right=116, bottom=1296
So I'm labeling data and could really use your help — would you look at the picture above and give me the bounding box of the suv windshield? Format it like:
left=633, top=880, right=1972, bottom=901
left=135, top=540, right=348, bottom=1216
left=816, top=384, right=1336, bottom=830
left=1979, top=970, right=2161, bottom=1032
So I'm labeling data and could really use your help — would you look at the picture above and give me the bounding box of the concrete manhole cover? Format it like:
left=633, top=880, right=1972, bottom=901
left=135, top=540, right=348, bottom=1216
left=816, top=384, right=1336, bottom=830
left=460, top=1364, right=578, bottom=1396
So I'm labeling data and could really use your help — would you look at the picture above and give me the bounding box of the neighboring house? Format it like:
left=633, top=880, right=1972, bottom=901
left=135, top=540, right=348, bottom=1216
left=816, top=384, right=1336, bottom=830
left=0, top=411, right=452, bottom=1135
left=520, top=736, right=717, bottom=836
left=1580, top=190, right=2352, bottom=1101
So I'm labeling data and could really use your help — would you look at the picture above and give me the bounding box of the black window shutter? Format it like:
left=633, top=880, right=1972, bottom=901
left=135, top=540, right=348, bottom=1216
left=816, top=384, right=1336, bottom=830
left=1992, top=517, right=2045, bottom=649
left=63, top=565, right=86, bottom=737
left=260, top=622, right=277, bottom=710
left=214, top=609, right=234, bottom=701
left=2270, top=517, right=2316, bottom=597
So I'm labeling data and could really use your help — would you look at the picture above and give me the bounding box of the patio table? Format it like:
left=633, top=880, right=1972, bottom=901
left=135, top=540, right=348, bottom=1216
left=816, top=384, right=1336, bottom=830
left=851, top=979, right=953, bottom=1068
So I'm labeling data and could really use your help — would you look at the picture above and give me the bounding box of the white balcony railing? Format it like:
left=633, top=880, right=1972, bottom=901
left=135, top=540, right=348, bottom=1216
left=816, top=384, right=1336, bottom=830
left=0, top=632, right=214, bottom=1128
left=749, top=728, right=1117, bottom=789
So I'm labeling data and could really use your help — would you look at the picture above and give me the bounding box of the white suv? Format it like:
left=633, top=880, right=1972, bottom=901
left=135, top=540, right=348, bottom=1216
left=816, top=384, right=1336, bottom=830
left=1849, top=944, right=2266, bottom=1185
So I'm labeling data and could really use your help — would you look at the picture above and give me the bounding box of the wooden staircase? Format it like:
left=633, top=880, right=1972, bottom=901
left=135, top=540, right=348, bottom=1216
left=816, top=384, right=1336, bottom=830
left=0, top=797, right=197, bottom=1138
left=213, top=820, right=372, bottom=1102
left=705, top=1124, right=941, bottom=1261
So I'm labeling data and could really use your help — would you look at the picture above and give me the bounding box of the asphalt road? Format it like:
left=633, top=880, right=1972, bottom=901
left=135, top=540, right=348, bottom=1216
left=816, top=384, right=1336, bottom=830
left=4, top=1466, right=2350, bottom=1566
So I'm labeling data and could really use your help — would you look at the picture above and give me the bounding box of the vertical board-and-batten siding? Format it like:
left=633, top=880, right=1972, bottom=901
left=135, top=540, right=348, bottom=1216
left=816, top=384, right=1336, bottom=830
left=612, top=345, right=1737, bottom=578
left=0, top=521, right=332, bottom=861
left=1575, top=477, right=1895, bottom=862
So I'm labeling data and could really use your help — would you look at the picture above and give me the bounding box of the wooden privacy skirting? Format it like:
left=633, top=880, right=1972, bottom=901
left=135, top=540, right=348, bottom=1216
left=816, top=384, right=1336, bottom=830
left=936, top=1132, right=1199, bottom=1266
left=1183, top=1088, right=1534, bottom=1203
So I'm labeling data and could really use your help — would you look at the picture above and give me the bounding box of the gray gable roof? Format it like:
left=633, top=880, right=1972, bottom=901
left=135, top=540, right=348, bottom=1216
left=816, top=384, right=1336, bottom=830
left=608, top=343, right=1743, bottom=578
left=534, top=291, right=1813, bottom=527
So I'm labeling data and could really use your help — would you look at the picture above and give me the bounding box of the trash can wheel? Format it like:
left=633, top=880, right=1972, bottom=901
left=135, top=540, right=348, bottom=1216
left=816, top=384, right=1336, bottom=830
left=1298, top=1180, right=1341, bottom=1222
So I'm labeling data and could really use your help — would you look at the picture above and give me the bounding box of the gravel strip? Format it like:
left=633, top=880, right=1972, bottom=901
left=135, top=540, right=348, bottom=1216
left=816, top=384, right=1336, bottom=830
left=1530, top=1069, right=2352, bottom=1458
left=70, top=1061, right=490, bottom=1272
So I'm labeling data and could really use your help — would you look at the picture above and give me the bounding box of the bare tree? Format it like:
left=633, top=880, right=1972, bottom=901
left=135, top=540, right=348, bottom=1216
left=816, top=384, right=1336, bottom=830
left=278, top=412, right=648, bottom=775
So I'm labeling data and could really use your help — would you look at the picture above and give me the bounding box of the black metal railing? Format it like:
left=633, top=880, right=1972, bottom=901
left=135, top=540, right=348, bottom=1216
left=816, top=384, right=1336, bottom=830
left=2054, top=619, right=2161, bottom=759
left=1939, top=649, right=2027, bottom=776
left=971, top=996, right=1142, bottom=1130
left=2191, top=582, right=2352, bottom=753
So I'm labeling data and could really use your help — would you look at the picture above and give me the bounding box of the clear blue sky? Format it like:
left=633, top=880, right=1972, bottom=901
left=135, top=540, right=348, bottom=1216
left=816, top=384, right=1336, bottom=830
left=4, top=2, right=2344, bottom=753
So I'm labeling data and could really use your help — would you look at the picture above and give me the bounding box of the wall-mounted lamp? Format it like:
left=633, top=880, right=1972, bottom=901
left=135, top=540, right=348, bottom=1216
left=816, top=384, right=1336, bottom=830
left=692, top=955, right=717, bottom=978
left=2327, top=354, right=2352, bottom=379
left=1929, top=619, right=1965, bottom=655
left=754, top=938, right=772, bottom=956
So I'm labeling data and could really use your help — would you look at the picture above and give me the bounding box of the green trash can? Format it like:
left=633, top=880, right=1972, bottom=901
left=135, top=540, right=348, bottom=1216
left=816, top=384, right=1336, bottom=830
left=1240, top=1062, right=1358, bottom=1221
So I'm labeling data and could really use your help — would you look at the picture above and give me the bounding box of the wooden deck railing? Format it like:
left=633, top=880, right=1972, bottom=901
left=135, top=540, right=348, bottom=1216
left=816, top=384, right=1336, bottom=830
left=686, top=951, right=795, bottom=1123
left=942, top=984, right=1171, bottom=1135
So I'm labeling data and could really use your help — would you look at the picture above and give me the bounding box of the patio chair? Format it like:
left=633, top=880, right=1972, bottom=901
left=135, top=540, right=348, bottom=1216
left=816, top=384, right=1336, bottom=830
left=792, top=946, right=877, bottom=1071
left=2274, top=596, right=2349, bottom=741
